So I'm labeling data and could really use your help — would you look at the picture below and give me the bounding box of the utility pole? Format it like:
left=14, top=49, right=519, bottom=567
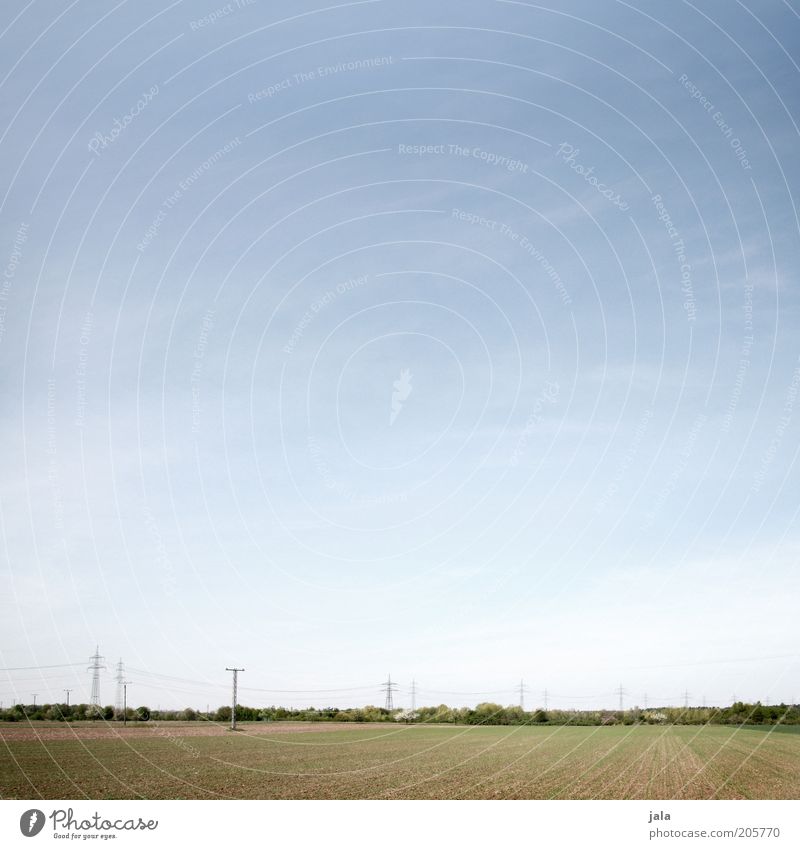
left=226, top=667, right=244, bottom=730
left=615, top=683, right=626, bottom=712
left=410, top=678, right=417, bottom=712
left=32, top=694, right=38, bottom=708
left=123, top=682, right=129, bottom=726
left=542, top=688, right=549, bottom=711
left=382, top=675, right=396, bottom=711
left=683, top=690, right=690, bottom=709
left=517, top=679, right=526, bottom=710
left=88, top=646, right=106, bottom=707
left=64, top=689, right=72, bottom=707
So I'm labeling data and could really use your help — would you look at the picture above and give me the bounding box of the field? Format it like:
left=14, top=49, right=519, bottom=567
left=1, top=722, right=798, bottom=800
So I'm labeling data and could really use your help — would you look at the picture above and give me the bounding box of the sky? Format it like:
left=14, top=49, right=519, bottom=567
left=1, top=0, right=799, bottom=712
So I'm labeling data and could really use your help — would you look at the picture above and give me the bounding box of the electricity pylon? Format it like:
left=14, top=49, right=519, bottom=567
left=88, top=646, right=105, bottom=707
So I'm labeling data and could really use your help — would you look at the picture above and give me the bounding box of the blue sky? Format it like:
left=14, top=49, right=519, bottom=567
left=1, top=0, right=799, bottom=711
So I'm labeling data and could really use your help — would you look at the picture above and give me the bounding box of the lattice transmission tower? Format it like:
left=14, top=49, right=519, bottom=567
left=382, top=674, right=396, bottom=711
left=517, top=679, right=529, bottom=710
left=88, top=646, right=106, bottom=707
left=115, top=659, right=125, bottom=713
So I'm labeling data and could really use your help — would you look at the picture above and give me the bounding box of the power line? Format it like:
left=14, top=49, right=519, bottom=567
left=6, top=658, right=795, bottom=712
left=124, top=679, right=223, bottom=698
left=629, top=652, right=800, bottom=670
left=539, top=692, right=616, bottom=700
left=0, top=672, right=85, bottom=685
left=414, top=688, right=516, bottom=696
left=125, top=668, right=229, bottom=688
left=238, top=684, right=377, bottom=694
left=127, top=667, right=377, bottom=693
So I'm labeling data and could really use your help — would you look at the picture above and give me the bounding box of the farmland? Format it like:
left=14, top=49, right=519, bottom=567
left=1, top=722, right=798, bottom=799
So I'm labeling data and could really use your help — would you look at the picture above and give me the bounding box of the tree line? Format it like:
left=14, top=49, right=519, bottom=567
left=1, top=700, right=798, bottom=726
